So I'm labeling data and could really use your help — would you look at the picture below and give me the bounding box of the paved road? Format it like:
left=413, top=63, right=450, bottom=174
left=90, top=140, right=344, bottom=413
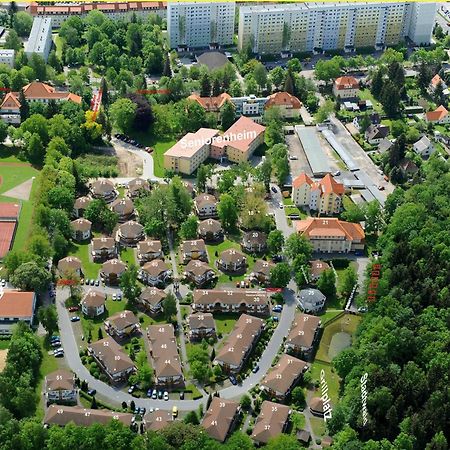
left=436, top=6, right=450, bottom=34
left=55, top=286, right=206, bottom=412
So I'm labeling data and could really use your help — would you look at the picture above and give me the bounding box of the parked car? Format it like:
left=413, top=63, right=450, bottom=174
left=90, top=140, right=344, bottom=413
left=289, top=155, right=298, bottom=160
left=68, top=306, right=79, bottom=312
left=88, top=389, right=96, bottom=396
left=90, top=279, right=95, bottom=286
left=158, top=391, right=163, bottom=399
left=147, top=389, right=153, bottom=398
left=0, top=279, right=6, bottom=287
left=279, top=203, right=284, bottom=209
left=54, top=351, right=64, bottom=358
left=85, top=279, right=90, bottom=285
left=272, top=316, right=279, bottom=322
left=128, top=385, right=136, bottom=394
left=179, top=391, right=184, bottom=400
left=271, top=186, right=277, bottom=193
left=172, top=406, right=178, bottom=417
left=51, top=341, right=61, bottom=348
left=272, top=305, right=282, bottom=313
left=163, top=391, right=169, bottom=401
left=70, top=316, right=80, bottom=322
left=112, top=293, right=117, bottom=301
left=358, top=306, right=368, bottom=313
left=117, top=293, right=122, bottom=300
left=94, top=279, right=100, bottom=286
left=252, top=365, right=260, bottom=373
left=229, top=375, right=237, bottom=385
left=50, top=335, right=60, bottom=342
left=152, top=391, right=158, bottom=399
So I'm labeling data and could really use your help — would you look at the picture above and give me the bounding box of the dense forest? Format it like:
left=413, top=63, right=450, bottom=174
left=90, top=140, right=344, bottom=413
left=328, top=157, right=450, bottom=450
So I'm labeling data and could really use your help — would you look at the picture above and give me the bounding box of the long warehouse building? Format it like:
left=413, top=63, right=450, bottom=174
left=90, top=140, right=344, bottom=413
left=238, top=2, right=436, bottom=55
left=295, top=126, right=331, bottom=177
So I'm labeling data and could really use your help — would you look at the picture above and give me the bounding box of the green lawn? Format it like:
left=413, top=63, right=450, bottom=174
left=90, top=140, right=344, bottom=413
left=309, top=361, right=340, bottom=406
left=0, top=159, right=39, bottom=252
left=213, top=313, right=239, bottom=336
left=318, top=309, right=344, bottom=325
left=70, top=242, right=101, bottom=279
left=309, top=416, right=327, bottom=438
left=120, top=247, right=136, bottom=266
left=290, top=411, right=306, bottom=434
left=0, top=339, right=10, bottom=350
left=138, top=312, right=166, bottom=330
left=335, top=261, right=357, bottom=296
left=126, top=131, right=176, bottom=178
left=358, top=89, right=383, bottom=113
left=53, top=35, right=65, bottom=59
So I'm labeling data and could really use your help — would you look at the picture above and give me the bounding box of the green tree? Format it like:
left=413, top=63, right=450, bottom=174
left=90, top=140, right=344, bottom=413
left=162, top=292, right=177, bottom=322
left=200, top=71, right=211, bottom=97
left=180, top=215, right=199, bottom=240
left=291, top=386, right=306, bottom=407
left=183, top=411, right=199, bottom=425
left=253, top=62, right=268, bottom=93
left=240, top=394, right=252, bottom=410
left=119, top=264, right=141, bottom=306
left=265, top=120, right=284, bottom=148
left=18, top=89, right=29, bottom=122
left=317, top=268, right=336, bottom=298
left=267, top=229, right=284, bottom=254
left=371, top=69, right=384, bottom=98
left=5, top=29, right=21, bottom=51
left=269, top=263, right=291, bottom=288
left=270, top=66, right=285, bottom=90
left=284, top=70, right=295, bottom=95
left=10, top=262, right=51, bottom=292
left=26, top=133, right=44, bottom=165
left=37, top=305, right=58, bottom=336
left=314, top=58, right=341, bottom=83
left=196, top=164, right=208, bottom=193
left=220, top=100, right=235, bottom=130
left=110, top=98, right=137, bottom=133
left=284, top=234, right=312, bottom=261
left=287, top=58, right=302, bottom=72
left=315, top=99, right=335, bottom=123
left=340, top=266, right=358, bottom=298
left=266, top=434, right=302, bottom=450
left=217, top=193, right=238, bottom=232
left=380, top=81, right=401, bottom=117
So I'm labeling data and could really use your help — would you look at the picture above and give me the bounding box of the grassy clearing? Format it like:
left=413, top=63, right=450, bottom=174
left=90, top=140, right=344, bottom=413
left=214, top=313, right=239, bottom=336
left=318, top=309, right=344, bottom=324
left=290, top=411, right=306, bottom=434
left=0, top=339, right=10, bottom=350
left=0, top=163, right=37, bottom=195
left=335, top=261, right=357, bottom=295
left=309, top=361, right=340, bottom=406
left=309, top=416, right=327, bottom=437
left=69, top=242, right=102, bottom=279
left=126, top=131, right=176, bottom=178
left=120, top=247, right=136, bottom=265
left=358, top=89, right=383, bottom=113
left=138, top=312, right=166, bottom=330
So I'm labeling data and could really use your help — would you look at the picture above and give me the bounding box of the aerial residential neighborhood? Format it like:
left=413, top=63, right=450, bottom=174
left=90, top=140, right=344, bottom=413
left=0, top=1, right=448, bottom=449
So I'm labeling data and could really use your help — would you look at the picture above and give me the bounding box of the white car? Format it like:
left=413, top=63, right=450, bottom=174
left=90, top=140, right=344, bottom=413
left=0, top=279, right=6, bottom=287
left=163, top=391, right=169, bottom=401
left=289, top=155, right=298, bottom=160
left=279, top=203, right=284, bottom=209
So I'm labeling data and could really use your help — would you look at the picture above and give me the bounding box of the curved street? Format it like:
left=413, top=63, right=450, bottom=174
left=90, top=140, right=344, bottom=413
left=54, top=184, right=300, bottom=412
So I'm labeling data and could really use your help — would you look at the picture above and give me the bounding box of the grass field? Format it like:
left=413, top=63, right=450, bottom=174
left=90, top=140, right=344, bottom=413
left=0, top=156, right=39, bottom=252
left=0, top=340, right=9, bottom=350
left=127, top=131, right=176, bottom=178
left=359, top=89, right=383, bottom=113
left=315, top=314, right=361, bottom=363
left=309, top=416, right=327, bottom=438
left=214, top=313, right=239, bottom=336
left=309, top=361, right=340, bottom=406
left=70, top=242, right=102, bottom=279
left=119, top=247, right=136, bottom=266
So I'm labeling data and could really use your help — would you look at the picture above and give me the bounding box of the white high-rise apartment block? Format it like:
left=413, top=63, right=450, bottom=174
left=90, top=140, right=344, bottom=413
left=25, top=17, right=53, bottom=62
left=238, top=2, right=437, bottom=55
left=168, top=2, right=235, bottom=49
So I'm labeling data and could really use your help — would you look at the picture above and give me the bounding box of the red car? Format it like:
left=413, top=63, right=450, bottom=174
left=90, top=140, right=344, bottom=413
left=68, top=306, right=79, bottom=312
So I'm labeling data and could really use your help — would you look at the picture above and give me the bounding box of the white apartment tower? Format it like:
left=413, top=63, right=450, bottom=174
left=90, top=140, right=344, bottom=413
left=25, top=17, right=53, bottom=62
left=168, top=2, right=235, bottom=49
left=238, top=2, right=437, bottom=55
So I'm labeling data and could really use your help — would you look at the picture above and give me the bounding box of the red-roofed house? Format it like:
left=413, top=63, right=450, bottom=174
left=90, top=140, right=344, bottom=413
left=296, top=217, right=365, bottom=253
left=0, top=82, right=82, bottom=124
left=188, top=93, right=231, bottom=113
left=265, top=91, right=302, bottom=119
left=333, top=76, right=359, bottom=99
left=429, top=74, right=449, bottom=96
left=211, top=116, right=265, bottom=163
left=292, top=173, right=344, bottom=215
left=425, top=105, right=450, bottom=124
left=0, top=290, right=36, bottom=335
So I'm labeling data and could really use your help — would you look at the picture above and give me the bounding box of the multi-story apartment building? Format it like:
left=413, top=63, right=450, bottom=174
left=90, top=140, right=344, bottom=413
left=238, top=2, right=436, bottom=55
left=201, top=398, right=240, bottom=442
left=285, top=313, right=322, bottom=359
left=28, top=2, right=167, bottom=29
left=25, top=17, right=53, bottom=62
left=0, top=49, right=14, bottom=67
left=168, top=2, right=235, bottom=49
left=0, top=291, right=36, bottom=335
left=44, top=370, right=78, bottom=405
left=292, top=173, right=345, bottom=215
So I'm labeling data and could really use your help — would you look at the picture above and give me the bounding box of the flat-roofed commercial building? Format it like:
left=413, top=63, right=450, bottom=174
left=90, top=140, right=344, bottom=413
left=168, top=2, right=235, bottom=49
left=295, top=126, right=331, bottom=177
left=25, top=17, right=53, bottom=62
left=238, top=2, right=436, bottom=55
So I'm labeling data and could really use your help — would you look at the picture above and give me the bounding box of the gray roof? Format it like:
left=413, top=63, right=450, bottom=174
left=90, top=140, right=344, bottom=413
left=377, top=138, right=393, bottom=154
left=197, top=52, right=229, bottom=71
left=365, top=124, right=389, bottom=141
left=25, top=17, right=52, bottom=55
left=413, top=135, right=434, bottom=154
left=295, top=126, right=331, bottom=176
left=321, top=128, right=359, bottom=171
left=298, top=288, right=326, bottom=312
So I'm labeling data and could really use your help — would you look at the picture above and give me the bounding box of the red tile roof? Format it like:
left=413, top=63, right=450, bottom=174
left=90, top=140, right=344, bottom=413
left=319, top=174, right=345, bottom=195
left=296, top=217, right=365, bottom=241
left=334, top=76, right=359, bottom=90
left=292, top=173, right=313, bottom=188
left=215, top=116, right=265, bottom=152
left=425, top=105, right=448, bottom=122
left=188, top=93, right=231, bottom=112
left=265, top=91, right=302, bottom=109
left=0, top=203, right=20, bottom=219
left=0, top=291, right=35, bottom=318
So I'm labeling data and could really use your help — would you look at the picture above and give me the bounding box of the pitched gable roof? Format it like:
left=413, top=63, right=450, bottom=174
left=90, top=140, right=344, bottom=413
left=425, top=105, right=448, bottom=122
left=292, top=172, right=313, bottom=189
left=265, top=91, right=302, bottom=109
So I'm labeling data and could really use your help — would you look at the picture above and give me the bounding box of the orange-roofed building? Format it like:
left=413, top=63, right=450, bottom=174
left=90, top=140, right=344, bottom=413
left=211, top=116, right=265, bottom=163
left=425, top=105, right=450, bottom=124
left=188, top=93, right=231, bottom=113
left=333, top=76, right=359, bottom=99
left=0, top=82, right=82, bottom=124
left=0, top=291, right=36, bottom=335
left=296, top=217, right=365, bottom=254
left=265, top=91, right=302, bottom=119
left=292, top=173, right=345, bottom=215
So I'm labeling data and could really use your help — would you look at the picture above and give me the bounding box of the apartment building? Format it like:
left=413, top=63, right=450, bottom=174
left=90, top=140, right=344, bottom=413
left=25, top=17, right=53, bottom=62
left=100, top=259, right=127, bottom=285
left=91, top=237, right=117, bottom=262
left=88, top=338, right=136, bottom=382
left=188, top=313, right=216, bottom=340
left=181, top=239, right=208, bottom=264
left=198, top=219, right=223, bottom=242
left=251, top=401, right=291, bottom=445
left=285, top=313, right=321, bottom=359
left=143, top=410, right=173, bottom=432
left=201, top=397, right=240, bottom=442
left=71, top=218, right=92, bottom=242
left=127, top=177, right=151, bottom=198
left=238, top=2, right=436, bottom=55
left=104, top=310, right=140, bottom=339
left=28, top=2, right=167, bottom=28
left=81, top=290, right=106, bottom=318
left=57, top=256, right=82, bottom=278
left=44, top=370, right=78, bottom=405
left=164, top=128, right=219, bottom=175
left=184, top=260, right=216, bottom=287
left=216, top=248, right=247, bottom=274
left=333, top=76, right=360, bottom=99
left=137, top=239, right=163, bottom=264
left=0, top=291, right=36, bottom=335
left=138, top=287, right=166, bottom=315
left=214, top=313, right=264, bottom=373
left=147, top=324, right=184, bottom=386
left=139, top=259, right=172, bottom=287
left=192, top=289, right=270, bottom=315
left=90, top=179, right=118, bottom=203
left=292, top=173, right=345, bottom=215
left=73, top=196, right=92, bottom=218
left=44, top=405, right=133, bottom=427
left=250, top=259, right=275, bottom=285
left=116, top=220, right=145, bottom=247
left=168, top=2, right=235, bottom=49
left=194, top=194, right=218, bottom=219
left=260, top=354, right=308, bottom=400
left=110, top=198, right=135, bottom=223
left=296, top=217, right=365, bottom=254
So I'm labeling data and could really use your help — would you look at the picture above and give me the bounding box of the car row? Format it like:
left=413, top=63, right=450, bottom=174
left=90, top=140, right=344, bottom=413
left=84, top=279, right=101, bottom=286
left=272, top=304, right=283, bottom=313
left=145, top=388, right=172, bottom=400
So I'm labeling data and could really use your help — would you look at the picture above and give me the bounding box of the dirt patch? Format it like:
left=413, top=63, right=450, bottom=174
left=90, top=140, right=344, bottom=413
left=2, top=178, right=34, bottom=201
left=115, top=146, right=143, bottom=177
left=0, top=349, right=7, bottom=372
